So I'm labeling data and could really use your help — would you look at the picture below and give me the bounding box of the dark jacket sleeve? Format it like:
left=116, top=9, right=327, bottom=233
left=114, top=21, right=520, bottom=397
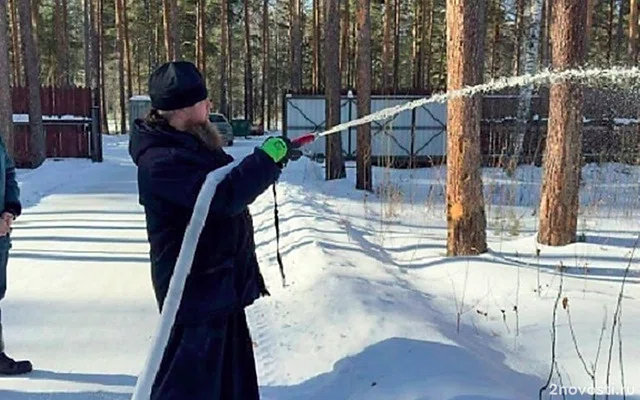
left=3, top=144, right=21, bottom=217
left=140, top=147, right=281, bottom=218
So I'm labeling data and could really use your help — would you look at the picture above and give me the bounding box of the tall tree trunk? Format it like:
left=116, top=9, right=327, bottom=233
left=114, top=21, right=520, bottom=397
left=584, top=0, right=595, bottom=56
left=356, top=0, right=371, bottom=191
left=146, top=0, right=155, bottom=73
left=84, top=0, right=91, bottom=88
left=416, top=0, right=429, bottom=89
left=155, top=1, right=162, bottom=66
left=30, top=0, right=40, bottom=49
left=488, top=0, right=501, bottom=78
left=382, top=0, right=393, bottom=90
left=116, top=0, right=127, bottom=134
left=325, top=0, right=346, bottom=180
left=540, top=0, right=551, bottom=68
left=9, top=0, right=22, bottom=87
left=196, top=0, right=206, bottom=82
left=195, top=0, right=200, bottom=70
left=163, top=0, right=179, bottom=61
left=319, top=0, right=325, bottom=88
left=171, top=0, right=180, bottom=60
left=424, top=0, right=433, bottom=91
left=537, top=0, right=587, bottom=246
left=349, top=6, right=356, bottom=88
left=220, top=0, right=229, bottom=116
left=392, top=0, right=400, bottom=90
left=136, top=37, right=142, bottom=93
left=352, top=25, right=358, bottom=92
left=446, top=0, right=488, bottom=256
left=62, top=0, right=69, bottom=81
left=340, top=0, right=349, bottom=88
left=261, top=0, right=269, bottom=125
left=53, top=0, right=69, bottom=86
left=509, top=0, right=543, bottom=171
left=98, top=0, right=108, bottom=134
left=616, top=0, right=628, bottom=62
left=629, top=0, right=639, bottom=63
left=244, top=0, right=254, bottom=121
left=226, top=3, right=233, bottom=117
left=18, top=0, right=45, bottom=168
left=312, top=0, right=320, bottom=91
left=290, top=0, right=302, bottom=91
left=412, top=0, right=421, bottom=88
left=123, top=0, right=132, bottom=99
left=0, top=0, right=13, bottom=157
left=89, top=0, right=103, bottom=157
left=608, top=0, right=616, bottom=64
left=513, top=0, right=525, bottom=75
left=269, top=17, right=277, bottom=129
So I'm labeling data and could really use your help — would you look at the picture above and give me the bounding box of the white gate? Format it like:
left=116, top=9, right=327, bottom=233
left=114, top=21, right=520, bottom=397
left=283, top=93, right=447, bottom=165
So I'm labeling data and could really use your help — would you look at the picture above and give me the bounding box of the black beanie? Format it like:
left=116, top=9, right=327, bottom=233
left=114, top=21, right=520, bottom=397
left=148, top=61, right=208, bottom=111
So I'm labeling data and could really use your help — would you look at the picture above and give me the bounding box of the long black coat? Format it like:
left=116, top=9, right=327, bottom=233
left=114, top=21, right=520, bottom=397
left=129, top=119, right=281, bottom=324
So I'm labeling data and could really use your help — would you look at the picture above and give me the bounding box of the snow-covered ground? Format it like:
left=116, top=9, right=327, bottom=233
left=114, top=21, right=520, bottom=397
left=0, top=134, right=638, bottom=399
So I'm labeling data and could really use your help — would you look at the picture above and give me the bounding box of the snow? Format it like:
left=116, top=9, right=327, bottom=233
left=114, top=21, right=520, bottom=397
left=129, top=96, right=150, bottom=101
left=12, top=114, right=91, bottom=123
left=612, top=118, right=639, bottom=125
left=0, top=135, right=639, bottom=399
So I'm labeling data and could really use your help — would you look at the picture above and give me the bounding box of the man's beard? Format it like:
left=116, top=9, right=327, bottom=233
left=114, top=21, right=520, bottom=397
left=186, top=120, right=223, bottom=151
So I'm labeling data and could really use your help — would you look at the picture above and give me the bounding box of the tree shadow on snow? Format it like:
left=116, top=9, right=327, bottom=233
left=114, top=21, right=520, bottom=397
left=260, top=337, right=640, bottom=400
left=493, top=251, right=640, bottom=284
left=0, top=370, right=136, bottom=399
left=584, top=234, right=640, bottom=249
left=10, top=235, right=147, bottom=244
left=0, top=390, right=130, bottom=399
left=26, top=369, right=137, bottom=386
left=9, top=251, right=149, bottom=264
left=260, top=337, right=544, bottom=400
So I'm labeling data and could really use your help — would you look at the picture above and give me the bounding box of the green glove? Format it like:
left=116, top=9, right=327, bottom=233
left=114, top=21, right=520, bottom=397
left=261, top=137, right=288, bottom=162
left=260, top=136, right=303, bottom=164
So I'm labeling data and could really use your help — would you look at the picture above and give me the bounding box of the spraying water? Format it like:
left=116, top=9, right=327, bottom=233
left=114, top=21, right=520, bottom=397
left=131, top=66, right=640, bottom=399
left=311, top=66, right=640, bottom=139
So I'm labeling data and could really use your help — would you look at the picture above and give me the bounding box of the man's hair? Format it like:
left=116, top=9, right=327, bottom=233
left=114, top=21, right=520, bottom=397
left=144, top=108, right=223, bottom=151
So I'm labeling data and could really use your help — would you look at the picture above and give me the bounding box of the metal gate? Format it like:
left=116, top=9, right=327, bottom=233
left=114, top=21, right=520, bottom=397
left=283, top=93, right=447, bottom=166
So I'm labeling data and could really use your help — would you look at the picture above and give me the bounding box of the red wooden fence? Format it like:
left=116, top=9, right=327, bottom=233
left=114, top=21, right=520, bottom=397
left=11, top=86, right=93, bottom=167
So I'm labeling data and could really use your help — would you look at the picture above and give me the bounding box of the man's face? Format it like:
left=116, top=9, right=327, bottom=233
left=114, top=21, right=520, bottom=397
left=166, top=98, right=212, bottom=132
left=189, top=98, right=211, bottom=125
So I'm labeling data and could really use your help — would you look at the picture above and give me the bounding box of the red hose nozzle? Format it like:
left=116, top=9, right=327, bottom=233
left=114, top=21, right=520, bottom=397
left=291, top=133, right=317, bottom=148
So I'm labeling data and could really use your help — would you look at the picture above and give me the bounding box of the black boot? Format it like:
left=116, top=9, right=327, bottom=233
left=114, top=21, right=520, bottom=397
left=0, top=352, right=32, bottom=375
left=0, top=323, right=32, bottom=375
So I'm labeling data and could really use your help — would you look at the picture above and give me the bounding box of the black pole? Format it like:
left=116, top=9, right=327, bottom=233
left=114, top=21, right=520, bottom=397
left=91, top=105, right=102, bottom=162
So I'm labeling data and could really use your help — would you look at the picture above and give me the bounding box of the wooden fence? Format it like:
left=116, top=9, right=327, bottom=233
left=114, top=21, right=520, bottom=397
left=11, top=86, right=96, bottom=167
left=481, top=119, right=640, bottom=167
left=480, top=87, right=640, bottom=166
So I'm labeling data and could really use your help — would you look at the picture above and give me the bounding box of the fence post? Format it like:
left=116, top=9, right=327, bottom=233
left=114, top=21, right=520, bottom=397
left=91, top=105, right=102, bottom=162
left=282, top=92, right=289, bottom=137
left=347, top=91, right=353, bottom=159
left=410, top=107, right=416, bottom=169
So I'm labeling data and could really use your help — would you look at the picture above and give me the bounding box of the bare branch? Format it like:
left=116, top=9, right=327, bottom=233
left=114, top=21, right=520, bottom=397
left=555, top=360, right=567, bottom=400
left=605, top=234, right=638, bottom=400
left=539, top=267, right=563, bottom=399
left=565, top=303, right=594, bottom=377
left=618, top=306, right=626, bottom=400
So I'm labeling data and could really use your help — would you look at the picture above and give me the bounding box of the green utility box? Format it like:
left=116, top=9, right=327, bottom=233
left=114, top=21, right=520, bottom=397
left=231, top=119, right=252, bottom=137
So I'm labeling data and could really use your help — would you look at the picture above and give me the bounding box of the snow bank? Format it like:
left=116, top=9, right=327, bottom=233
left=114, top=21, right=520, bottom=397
left=12, top=114, right=91, bottom=123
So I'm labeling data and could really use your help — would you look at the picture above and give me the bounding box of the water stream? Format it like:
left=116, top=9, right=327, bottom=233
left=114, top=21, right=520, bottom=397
left=312, top=66, right=640, bottom=139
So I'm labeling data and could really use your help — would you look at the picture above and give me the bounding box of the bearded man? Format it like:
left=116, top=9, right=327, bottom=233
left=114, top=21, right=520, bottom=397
left=128, top=61, right=300, bottom=399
